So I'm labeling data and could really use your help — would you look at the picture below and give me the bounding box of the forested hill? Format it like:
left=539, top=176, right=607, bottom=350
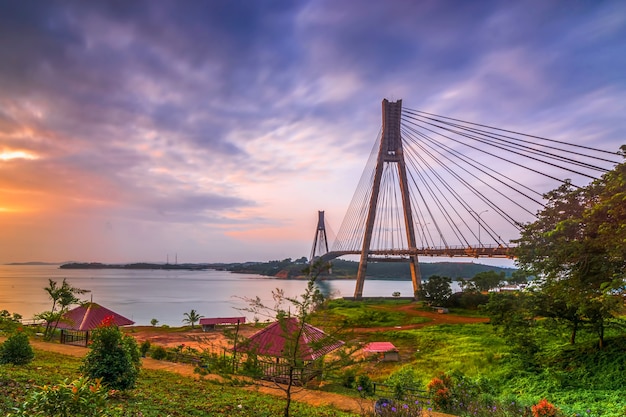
left=222, top=258, right=515, bottom=280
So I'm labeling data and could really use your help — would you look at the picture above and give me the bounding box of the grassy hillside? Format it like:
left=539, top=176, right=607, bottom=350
left=314, top=300, right=626, bottom=417
left=0, top=349, right=357, bottom=417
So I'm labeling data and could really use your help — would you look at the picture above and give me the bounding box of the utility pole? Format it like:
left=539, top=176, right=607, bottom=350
left=473, top=210, right=488, bottom=247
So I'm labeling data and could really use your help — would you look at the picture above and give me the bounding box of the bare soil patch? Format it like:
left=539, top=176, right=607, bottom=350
left=125, top=305, right=486, bottom=351
left=123, top=325, right=258, bottom=352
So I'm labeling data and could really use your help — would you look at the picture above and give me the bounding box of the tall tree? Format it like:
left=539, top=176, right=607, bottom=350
left=481, top=291, right=540, bottom=361
left=513, top=153, right=626, bottom=348
left=507, top=269, right=531, bottom=286
left=418, top=275, right=452, bottom=306
left=468, top=270, right=505, bottom=292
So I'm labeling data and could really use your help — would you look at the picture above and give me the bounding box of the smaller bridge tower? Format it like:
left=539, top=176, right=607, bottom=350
left=310, top=210, right=330, bottom=261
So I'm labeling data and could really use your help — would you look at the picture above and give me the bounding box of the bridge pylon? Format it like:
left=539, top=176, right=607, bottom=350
left=310, top=210, right=330, bottom=262
left=354, top=99, right=422, bottom=299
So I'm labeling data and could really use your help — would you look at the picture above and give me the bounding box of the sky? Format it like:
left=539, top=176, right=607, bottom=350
left=0, top=1, right=625, bottom=265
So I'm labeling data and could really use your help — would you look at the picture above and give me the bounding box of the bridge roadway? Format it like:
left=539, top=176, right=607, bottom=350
left=319, top=245, right=514, bottom=262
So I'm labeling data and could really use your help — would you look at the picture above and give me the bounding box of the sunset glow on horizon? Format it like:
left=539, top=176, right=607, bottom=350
left=1, top=1, right=624, bottom=265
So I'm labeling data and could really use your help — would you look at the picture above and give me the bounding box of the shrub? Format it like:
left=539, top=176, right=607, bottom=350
left=448, top=291, right=490, bottom=310
left=151, top=345, right=167, bottom=360
left=80, top=316, right=140, bottom=390
left=426, top=374, right=453, bottom=410
left=0, top=310, right=22, bottom=333
left=10, top=377, right=109, bottom=417
left=139, top=340, right=151, bottom=357
left=356, top=374, right=375, bottom=397
left=0, top=331, right=34, bottom=365
left=341, top=368, right=357, bottom=388
left=386, top=365, right=420, bottom=400
left=531, top=399, right=562, bottom=417
left=425, top=371, right=537, bottom=417
left=240, top=353, right=263, bottom=378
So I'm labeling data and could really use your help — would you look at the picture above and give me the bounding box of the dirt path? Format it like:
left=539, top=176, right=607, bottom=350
left=18, top=338, right=454, bottom=417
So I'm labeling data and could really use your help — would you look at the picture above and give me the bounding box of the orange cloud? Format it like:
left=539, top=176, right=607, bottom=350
left=0, top=149, right=39, bottom=161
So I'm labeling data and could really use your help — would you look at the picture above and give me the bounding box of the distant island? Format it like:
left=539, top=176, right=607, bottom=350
left=60, top=262, right=209, bottom=271
left=59, top=258, right=515, bottom=280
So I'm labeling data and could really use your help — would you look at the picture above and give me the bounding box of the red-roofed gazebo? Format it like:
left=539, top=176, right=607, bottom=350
left=237, top=317, right=344, bottom=384
left=55, top=302, right=134, bottom=346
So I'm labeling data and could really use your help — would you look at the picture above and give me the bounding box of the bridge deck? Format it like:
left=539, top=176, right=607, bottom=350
left=322, top=245, right=514, bottom=261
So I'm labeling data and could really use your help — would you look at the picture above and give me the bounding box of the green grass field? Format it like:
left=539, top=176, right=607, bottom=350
left=0, top=349, right=357, bottom=416
left=2, top=299, right=626, bottom=416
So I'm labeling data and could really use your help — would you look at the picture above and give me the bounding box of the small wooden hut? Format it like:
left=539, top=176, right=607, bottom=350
left=237, top=317, right=343, bottom=384
left=364, top=341, right=400, bottom=362
left=55, top=302, right=134, bottom=346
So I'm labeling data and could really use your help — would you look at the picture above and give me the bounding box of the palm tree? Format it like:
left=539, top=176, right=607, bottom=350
left=182, top=309, right=203, bottom=329
left=41, top=278, right=89, bottom=339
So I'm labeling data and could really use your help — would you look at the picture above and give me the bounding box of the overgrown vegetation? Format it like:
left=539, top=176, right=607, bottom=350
left=513, top=153, right=626, bottom=349
left=312, top=296, right=626, bottom=416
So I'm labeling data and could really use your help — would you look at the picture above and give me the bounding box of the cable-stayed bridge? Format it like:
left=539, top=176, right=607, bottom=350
left=311, top=99, right=622, bottom=299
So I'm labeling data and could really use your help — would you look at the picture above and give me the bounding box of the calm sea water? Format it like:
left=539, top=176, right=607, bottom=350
left=0, top=265, right=421, bottom=326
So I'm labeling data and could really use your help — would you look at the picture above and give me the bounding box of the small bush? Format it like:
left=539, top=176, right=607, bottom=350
left=150, top=345, right=167, bottom=360
left=0, top=310, right=22, bottom=333
left=139, top=340, right=151, bottom=357
left=386, top=365, right=421, bottom=400
left=241, top=354, right=263, bottom=378
left=80, top=316, right=140, bottom=390
left=531, top=399, right=562, bottom=417
left=10, top=377, right=109, bottom=417
left=448, top=291, right=490, bottom=310
left=356, top=374, right=375, bottom=397
left=0, top=331, right=34, bottom=365
left=341, top=368, right=357, bottom=388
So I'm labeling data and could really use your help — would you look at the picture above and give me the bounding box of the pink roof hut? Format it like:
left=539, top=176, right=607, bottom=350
left=364, top=341, right=400, bottom=362
left=55, top=302, right=134, bottom=346
left=237, top=317, right=344, bottom=384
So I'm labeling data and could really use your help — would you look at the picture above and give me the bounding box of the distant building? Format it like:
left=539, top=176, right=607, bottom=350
left=199, top=316, right=245, bottom=331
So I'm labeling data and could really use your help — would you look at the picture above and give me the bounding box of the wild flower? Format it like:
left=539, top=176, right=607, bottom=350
left=99, top=315, right=115, bottom=327
left=531, top=398, right=560, bottom=417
